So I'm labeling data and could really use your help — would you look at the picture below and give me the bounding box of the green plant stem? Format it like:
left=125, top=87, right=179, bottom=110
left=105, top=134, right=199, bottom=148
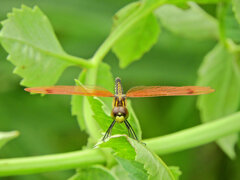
left=0, top=149, right=105, bottom=176
left=1, top=111, right=240, bottom=176
left=60, top=54, right=95, bottom=68
left=146, top=111, right=240, bottom=154
left=217, top=2, right=228, bottom=47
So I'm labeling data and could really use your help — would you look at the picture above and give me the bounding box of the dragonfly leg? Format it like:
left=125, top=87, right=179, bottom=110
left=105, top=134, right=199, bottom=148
left=126, top=124, right=131, bottom=137
left=124, top=120, right=138, bottom=141
left=102, top=120, right=116, bottom=141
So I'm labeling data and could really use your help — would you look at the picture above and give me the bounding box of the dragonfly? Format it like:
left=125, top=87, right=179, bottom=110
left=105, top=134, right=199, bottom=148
left=25, top=77, right=214, bottom=141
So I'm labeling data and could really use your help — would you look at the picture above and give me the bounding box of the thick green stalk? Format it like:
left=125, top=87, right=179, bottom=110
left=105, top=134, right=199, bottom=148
left=0, top=149, right=105, bottom=176
left=145, top=111, right=240, bottom=154
left=217, top=2, right=228, bottom=47
left=1, top=111, right=240, bottom=176
left=60, top=54, right=95, bottom=68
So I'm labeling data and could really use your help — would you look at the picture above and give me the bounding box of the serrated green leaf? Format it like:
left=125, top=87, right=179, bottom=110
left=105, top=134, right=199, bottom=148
left=0, top=131, right=19, bottom=149
left=99, top=135, right=176, bottom=180
left=197, top=43, right=240, bottom=158
left=112, top=2, right=160, bottom=68
left=156, top=2, right=218, bottom=40
left=69, top=165, right=117, bottom=180
left=71, top=70, right=87, bottom=130
left=111, top=164, right=131, bottom=180
left=169, top=166, right=182, bottom=180
left=0, top=5, right=71, bottom=87
left=233, top=0, right=240, bottom=24
left=115, top=156, right=148, bottom=180
left=224, top=4, right=240, bottom=44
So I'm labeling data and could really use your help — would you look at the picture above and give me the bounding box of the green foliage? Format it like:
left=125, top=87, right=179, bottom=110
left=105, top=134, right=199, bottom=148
left=111, top=164, right=131, bottom=180
left=156, top=2, right=218, bottom=40
left=88, top=96, right=142, bottom=140
left=72, top=63, right=114, bottom=140
left=197, top=43, right=240, bottom=158
left=112, top=2, right=160, bottom=68
left=223, top=4, right=240, bottom=44
left=69, top=166, right=117, bottom=180
left=126, top=101, right=142, bottom=140
left=0, top=5, right=72, bottom=87
left=169, top=167, right=182, bottom=180
left=99, top=135, right=177, bottom=180
left=1, top=0, right=240, bottom=179
left=233, top=0, right=240, bottom=23
left=0, top=131, right=19, bottom=149
left=71, top=70, right=87, bottom=130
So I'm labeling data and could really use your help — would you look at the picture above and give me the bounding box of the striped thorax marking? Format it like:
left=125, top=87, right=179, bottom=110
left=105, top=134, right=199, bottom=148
left=115, top=77, right=123, bottom=95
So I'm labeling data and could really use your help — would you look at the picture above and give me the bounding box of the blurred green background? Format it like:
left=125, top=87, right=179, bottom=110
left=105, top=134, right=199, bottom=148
left=0, top=0, right=239, bottom=179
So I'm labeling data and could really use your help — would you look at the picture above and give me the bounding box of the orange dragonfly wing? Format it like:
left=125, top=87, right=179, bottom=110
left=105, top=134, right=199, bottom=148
left=25, top=86, right=114, bottom=97
left=126, top=86, right=214, bottom=97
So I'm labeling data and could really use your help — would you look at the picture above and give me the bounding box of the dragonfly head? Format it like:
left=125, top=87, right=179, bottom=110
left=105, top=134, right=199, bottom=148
left=111, top=106, right=129, bottom=123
